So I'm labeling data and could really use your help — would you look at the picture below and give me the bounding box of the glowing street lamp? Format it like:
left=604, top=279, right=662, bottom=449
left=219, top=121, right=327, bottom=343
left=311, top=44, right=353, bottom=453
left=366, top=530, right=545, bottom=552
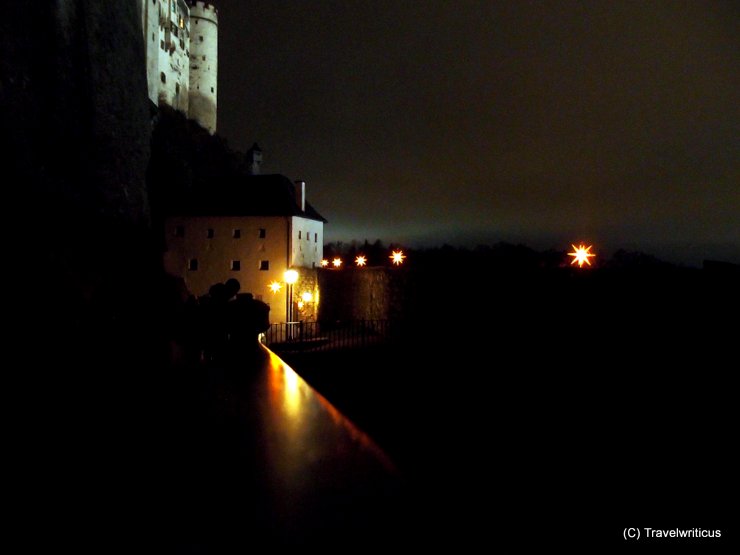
left=297, top=291, right=313, bottom=315
left=390, top=250, right=406, bottom=266
left=332, top=257, right=343, bottom=268
left=320, top=259, right=329, bottom=267
left=355, top=255, right=367, bottom=267
left=568, top=244, right=595, bottom=268
left=284, top=268, right=299, bottom=319
left=283, top=268, right=299, bottom=339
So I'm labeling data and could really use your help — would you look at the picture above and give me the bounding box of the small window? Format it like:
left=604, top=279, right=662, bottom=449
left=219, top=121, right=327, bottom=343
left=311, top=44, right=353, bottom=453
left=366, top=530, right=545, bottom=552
left=306, top=231, right=310, bottom=241
left=230, top=260, right=241, bottom=271
left=160, top=72, right=166, bottom=84
left=206, top=228, right=214, bottom=238
left=199, top=35, right=203, bottom=42
left=152, top=33, right=155, bottom=42
left=174, top=225, right=184, bottom=237
left=298, top=231, right=301, bottom=240
left=232, top=229, right=241, bottom=238
left=259, top=261, right=269, bottom=271
left=202, top=55, right=206, bottom=61
left=258, top=228, right=266, bottom=238
left=175, top=82, right=180, bottom=95
left=188, top=259, right=198, bottom=271
left=210, top=87, right=214, bottom=93
left=314, top=233, right=318, bottom=243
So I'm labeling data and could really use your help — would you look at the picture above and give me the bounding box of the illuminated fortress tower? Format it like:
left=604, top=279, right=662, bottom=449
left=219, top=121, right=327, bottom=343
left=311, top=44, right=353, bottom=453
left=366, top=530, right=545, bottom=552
left=188, top=2, right=218, bottom=134
left=140, top=1, right=218, bottom=134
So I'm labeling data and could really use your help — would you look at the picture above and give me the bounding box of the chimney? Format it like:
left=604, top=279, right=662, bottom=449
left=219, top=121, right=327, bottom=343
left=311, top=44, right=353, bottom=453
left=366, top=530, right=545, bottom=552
left=294, top=180, right=305, bottom=212
left=246, top=142, right=262, bottom=175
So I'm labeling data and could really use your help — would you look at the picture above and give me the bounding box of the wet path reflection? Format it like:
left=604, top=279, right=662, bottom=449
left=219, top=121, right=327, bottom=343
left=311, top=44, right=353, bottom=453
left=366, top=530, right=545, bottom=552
left=168, top=344, right=407, bottom=550
left=262, top=348, right=397, bottom=481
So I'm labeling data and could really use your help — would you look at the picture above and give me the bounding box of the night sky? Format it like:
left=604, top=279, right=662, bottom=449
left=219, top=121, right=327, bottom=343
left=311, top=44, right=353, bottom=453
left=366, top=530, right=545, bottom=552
left=214, top=0, right=739, bottom=266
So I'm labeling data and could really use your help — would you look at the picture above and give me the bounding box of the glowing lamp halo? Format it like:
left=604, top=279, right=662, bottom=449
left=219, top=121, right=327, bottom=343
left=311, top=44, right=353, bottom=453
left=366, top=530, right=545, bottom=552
left=390, top=250, right=406, bottom=265
left=568, top=243, right=596, bottom=268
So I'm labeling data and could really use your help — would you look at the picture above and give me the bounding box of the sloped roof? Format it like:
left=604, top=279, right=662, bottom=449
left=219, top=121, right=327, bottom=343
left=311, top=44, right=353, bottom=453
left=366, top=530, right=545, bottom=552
left=166, top=173, right=328, bottom=223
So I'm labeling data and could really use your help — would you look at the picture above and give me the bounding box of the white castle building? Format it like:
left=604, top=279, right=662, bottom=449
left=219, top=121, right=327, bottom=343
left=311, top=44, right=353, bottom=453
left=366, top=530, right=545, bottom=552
left=163, top=167, right=328, bottom=325
left=140, top=0, right=218, bottom=134
left=142, top=3, right=328, bottom=325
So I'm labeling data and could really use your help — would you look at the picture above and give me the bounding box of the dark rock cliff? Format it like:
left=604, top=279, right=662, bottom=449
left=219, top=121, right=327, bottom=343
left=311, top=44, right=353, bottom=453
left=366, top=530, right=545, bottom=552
left=1, top=2, right=180, bottom=549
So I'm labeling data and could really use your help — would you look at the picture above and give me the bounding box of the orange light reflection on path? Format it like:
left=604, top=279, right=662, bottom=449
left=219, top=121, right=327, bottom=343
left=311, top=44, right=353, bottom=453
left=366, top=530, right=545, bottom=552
left=264, top=347, right=398, bottom=475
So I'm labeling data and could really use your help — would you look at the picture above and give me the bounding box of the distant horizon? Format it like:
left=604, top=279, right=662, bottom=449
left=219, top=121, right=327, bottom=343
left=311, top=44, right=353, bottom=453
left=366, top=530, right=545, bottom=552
left=323, top=231, right=739, bottom=269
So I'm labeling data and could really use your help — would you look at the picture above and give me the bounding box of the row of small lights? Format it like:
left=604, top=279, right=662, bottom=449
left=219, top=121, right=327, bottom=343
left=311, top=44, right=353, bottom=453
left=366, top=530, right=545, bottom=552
left=266, top=250, right=407, bottom=301
left=323, top=244, right=592, bottom=268
left=321, top=249, right=407, bottom=269
left=268, top=244, right=591, bottom=295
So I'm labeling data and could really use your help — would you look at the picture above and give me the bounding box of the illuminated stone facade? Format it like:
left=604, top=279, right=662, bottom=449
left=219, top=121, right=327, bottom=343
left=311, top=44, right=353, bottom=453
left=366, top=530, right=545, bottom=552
left=140, top=0, right=218, bottom=133
left=163, top=176, right=326, bottom=323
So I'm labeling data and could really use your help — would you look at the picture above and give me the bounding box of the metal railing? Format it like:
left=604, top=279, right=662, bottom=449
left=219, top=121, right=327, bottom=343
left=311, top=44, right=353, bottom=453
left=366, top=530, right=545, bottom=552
left=264, top=319, right=400, bottom=353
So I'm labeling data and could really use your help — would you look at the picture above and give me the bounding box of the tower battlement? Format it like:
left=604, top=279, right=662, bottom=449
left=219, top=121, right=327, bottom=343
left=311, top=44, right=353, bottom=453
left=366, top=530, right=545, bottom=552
left=190, top=2, right=218, bottom=19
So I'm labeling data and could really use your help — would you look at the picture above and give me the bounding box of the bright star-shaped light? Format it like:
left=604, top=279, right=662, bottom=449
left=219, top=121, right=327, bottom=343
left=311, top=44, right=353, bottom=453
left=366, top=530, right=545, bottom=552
left=568, top=244, right=595, bottom=267
left=320, top=259, right=329, bottom=267
left=390, top=250, right=406, bottom=265
left=268, top=281, right=283, bottom=293
left=355, top=255, right=367, bottom=267
left=332, top=257, right=342, bottom=268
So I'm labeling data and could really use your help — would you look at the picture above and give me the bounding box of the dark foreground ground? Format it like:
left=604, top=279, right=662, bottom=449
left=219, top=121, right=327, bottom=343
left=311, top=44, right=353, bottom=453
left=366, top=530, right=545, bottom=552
left=16, top=265, right=735, bottom=551
left=281, top=267, right=738, bottom=548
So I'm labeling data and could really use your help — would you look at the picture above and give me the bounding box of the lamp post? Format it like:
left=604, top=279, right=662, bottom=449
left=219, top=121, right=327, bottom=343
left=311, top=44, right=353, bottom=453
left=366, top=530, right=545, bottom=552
left=284, top=269, right=299, bottom=340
